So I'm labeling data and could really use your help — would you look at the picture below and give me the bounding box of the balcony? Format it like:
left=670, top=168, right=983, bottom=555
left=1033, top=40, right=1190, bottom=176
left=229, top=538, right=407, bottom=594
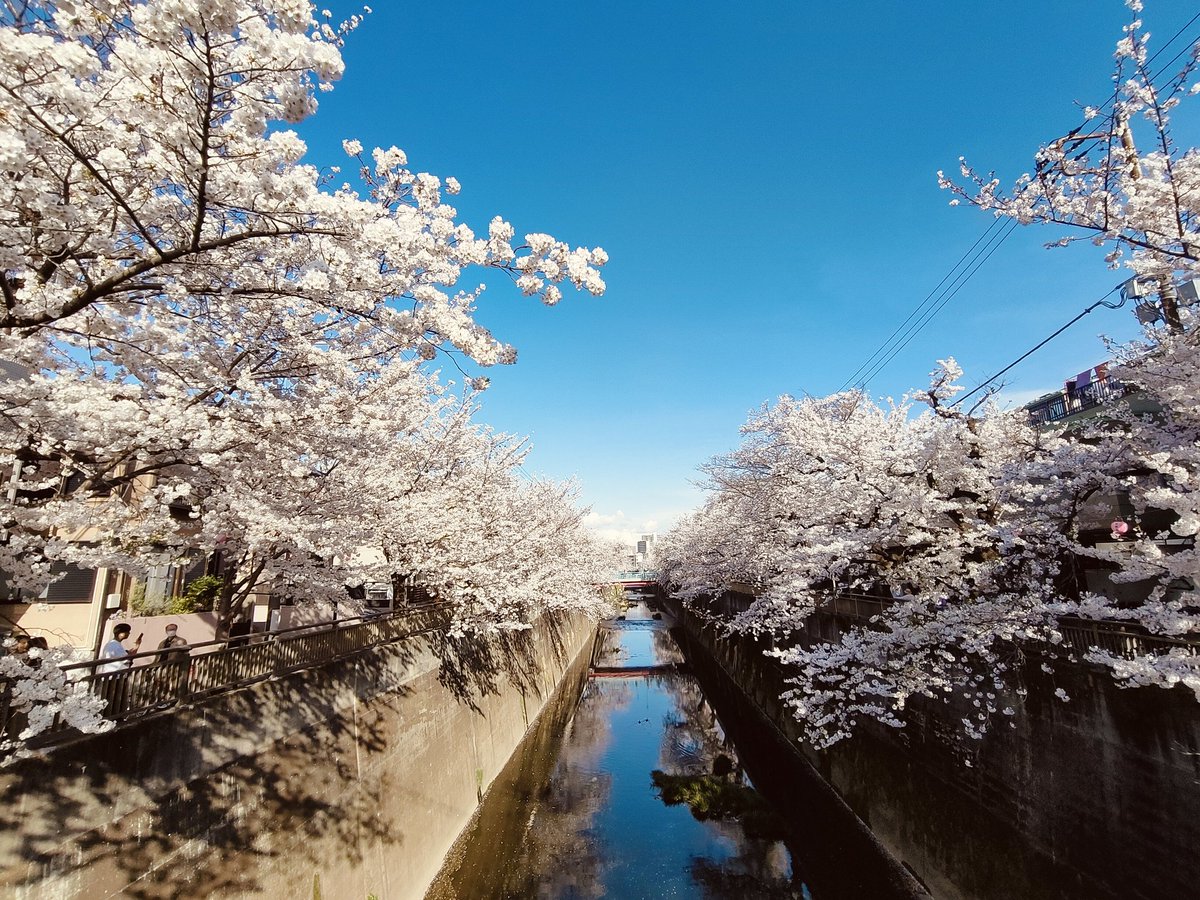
left=1026, top=365, right=1125, bottom=426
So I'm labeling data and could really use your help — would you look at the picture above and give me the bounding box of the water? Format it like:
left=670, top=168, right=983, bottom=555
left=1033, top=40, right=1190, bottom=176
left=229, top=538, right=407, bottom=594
left=427, top=602, right=814, bottom=899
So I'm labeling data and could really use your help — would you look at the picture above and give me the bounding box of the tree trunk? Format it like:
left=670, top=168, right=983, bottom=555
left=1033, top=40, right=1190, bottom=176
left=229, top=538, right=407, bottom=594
left=215, top=576, right=238, bottom=640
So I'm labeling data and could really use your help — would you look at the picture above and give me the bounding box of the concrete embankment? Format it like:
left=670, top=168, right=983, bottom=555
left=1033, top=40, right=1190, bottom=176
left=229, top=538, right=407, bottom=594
left=0, top=611, right=596, bottom=900
left=667, top=603, right=928, bottom=899
left=668, top=596, right=1200, bottom=900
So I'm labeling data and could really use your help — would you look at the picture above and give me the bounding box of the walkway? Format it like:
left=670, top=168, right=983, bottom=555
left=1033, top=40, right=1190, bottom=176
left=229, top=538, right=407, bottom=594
left=2, top=603, right=450, bottom=749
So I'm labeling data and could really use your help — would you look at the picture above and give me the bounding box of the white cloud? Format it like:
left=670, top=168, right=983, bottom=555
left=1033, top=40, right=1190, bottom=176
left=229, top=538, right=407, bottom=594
left=583, top=508, right=675, bottom=549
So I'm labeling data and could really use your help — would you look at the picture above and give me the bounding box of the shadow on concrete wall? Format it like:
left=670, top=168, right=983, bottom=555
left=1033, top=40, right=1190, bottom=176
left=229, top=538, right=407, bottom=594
left=431, top=613, right=573, bottom=713
left=669, top=598, right=1200, bottom=900
left=0, top=637, right=422, bottom=898
left=0, top=611, right=590, bottom=899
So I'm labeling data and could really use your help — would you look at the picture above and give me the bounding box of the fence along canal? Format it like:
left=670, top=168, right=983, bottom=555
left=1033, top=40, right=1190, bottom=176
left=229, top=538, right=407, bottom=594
left=1, top=603, right=451, bottom=746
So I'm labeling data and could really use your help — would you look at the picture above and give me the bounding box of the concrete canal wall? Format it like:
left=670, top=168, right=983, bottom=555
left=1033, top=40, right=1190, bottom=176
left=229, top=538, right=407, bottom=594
left=668, top=597, right=1200, bottom=900
left=676, top=619, right=929, bottom=899
left=0, top=611, right=596, bottom=900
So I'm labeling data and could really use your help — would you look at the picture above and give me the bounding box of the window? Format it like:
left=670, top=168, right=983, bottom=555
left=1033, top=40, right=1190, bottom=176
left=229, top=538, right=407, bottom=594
left=42, top=563, right=96, bottom=603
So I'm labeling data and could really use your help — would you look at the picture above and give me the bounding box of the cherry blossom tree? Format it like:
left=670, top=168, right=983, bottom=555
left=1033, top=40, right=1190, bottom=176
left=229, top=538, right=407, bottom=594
left=661, top=5, right=1200, bottom=748
left=0, top=640, right=109, bottom=753
left=306, top=387, right=614, bottom=636
left=939, top=0, right=1200, bottom=696
left=1043, top=330, right=1200, bottom=696
left=939, top=0, right=1200, bottom=328
left=0, top=0, right=615, bottom=750
left=0, top=0, right=607, bottom=601
left=660, top=363, right=1079, bottom=746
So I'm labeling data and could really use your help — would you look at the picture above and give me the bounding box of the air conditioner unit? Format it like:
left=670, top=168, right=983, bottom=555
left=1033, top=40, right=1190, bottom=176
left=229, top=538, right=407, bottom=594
left=1177, top=278, right=1200, bottom=306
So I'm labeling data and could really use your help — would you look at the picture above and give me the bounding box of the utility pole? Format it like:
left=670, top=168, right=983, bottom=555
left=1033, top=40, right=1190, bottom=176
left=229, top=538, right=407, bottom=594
left=1118, top=117, right=1184, bottom=332
left=1156, top=277, right=1184, bottom=333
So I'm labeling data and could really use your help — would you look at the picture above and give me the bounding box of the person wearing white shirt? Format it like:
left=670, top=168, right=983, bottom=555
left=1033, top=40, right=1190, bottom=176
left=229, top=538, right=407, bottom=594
left=98, top=623, right=141, bottom=674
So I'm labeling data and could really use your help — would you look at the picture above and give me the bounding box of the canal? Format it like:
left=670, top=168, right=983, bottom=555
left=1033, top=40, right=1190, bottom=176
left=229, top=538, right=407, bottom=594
left=426, top=600, right=820, bottom=899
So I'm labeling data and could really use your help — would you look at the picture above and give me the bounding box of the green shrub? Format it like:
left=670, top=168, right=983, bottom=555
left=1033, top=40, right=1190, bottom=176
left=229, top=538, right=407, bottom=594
left=128, top=581, right=172, bottom=616
left=130, top=574, right=223, bottom=615
left=179, top=574, right=223, bottom=612
left=164, top=593, right=198, bottom=614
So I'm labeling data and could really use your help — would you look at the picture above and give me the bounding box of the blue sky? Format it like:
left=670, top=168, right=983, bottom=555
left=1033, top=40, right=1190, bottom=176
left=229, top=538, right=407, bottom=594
left=305, top=1, right=1200, bottom=546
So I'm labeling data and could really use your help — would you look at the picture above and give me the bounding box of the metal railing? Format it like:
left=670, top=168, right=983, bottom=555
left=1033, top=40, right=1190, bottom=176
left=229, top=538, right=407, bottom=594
left=4, top=603, right=451, bottom=744
left=1056, top=616, right=1200, bottom=661
left=1026, top=378, right=1126, bottom=425
left=615, top=569, right=659, bottom=584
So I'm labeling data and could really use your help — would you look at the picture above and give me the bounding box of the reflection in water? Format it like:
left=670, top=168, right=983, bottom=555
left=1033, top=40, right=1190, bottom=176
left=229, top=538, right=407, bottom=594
left=650, top=771, right=787, bottom=840
left=428, top=602, right=814, bottom=899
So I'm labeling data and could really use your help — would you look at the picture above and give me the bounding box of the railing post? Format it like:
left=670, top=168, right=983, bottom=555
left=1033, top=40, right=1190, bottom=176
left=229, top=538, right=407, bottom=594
left=175, top=657, right=191, bottom=707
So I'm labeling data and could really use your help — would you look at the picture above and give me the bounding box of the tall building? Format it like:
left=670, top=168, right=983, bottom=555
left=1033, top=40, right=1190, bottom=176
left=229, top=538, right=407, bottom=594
left=634, top=533, right=657, bottom=567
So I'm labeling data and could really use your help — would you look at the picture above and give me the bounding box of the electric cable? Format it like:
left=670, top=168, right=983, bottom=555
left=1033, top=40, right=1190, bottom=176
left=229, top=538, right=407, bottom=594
left=1047, top=17, right=1200, bottom=188
left=853, top=219, right=1019, bottom=390
left=836, top=217, right=1005, bottom=392
left=949, top=283, right=1126, bottom=410
left=838, top=15, right=1200, bottom=394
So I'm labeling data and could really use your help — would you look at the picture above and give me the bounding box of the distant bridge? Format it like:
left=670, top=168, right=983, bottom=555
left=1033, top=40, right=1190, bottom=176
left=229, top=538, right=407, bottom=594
left=589, top=663, right=687, bottom=679
left=614, top=570, right=659, bottom=589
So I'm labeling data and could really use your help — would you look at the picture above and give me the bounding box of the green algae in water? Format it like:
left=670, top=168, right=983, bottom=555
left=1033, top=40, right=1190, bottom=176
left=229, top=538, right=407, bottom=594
left=650, top=769, right=789, bottom=841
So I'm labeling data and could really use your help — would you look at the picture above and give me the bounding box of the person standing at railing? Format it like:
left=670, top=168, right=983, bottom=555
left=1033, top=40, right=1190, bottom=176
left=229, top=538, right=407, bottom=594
left=98, top=624, right=141, bottom=674
left=96, top=623, right=141, bottom=716
left=155, top=624, right=189, bottom=663
left=153, top=624, right=190, bottom=706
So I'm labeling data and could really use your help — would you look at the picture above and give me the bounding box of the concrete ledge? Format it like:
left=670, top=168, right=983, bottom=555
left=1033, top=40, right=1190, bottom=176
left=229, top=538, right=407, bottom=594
left=670, top=603, right=928, bottom=899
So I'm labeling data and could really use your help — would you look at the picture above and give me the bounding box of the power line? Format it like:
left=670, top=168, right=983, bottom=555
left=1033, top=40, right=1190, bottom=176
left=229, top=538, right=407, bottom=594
left=949, top=284, right=1127, bottom=411
left=1064, top=18, right=1200, bottom=160
left=1147, top=30, right=1200, bottom=85
left=853, top=220, right=1018, bottom=391
left=948, top=21, right=1200, bottom=410
left=837, top=218, right=1005, bottom=392
left=838, top=17, right=1200, bottom=395
left=1147, top=12, right=1200, bottom=72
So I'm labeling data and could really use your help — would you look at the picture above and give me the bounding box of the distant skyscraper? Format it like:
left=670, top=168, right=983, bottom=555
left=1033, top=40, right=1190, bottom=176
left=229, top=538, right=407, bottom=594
left=634, top=533, right=657, bottom=566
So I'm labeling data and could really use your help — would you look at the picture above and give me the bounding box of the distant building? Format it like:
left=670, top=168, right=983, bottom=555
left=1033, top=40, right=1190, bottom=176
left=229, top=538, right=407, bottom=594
left=634, top=533, right=657, bottom=567
left=1023, top=354, right=1193, bottom=609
